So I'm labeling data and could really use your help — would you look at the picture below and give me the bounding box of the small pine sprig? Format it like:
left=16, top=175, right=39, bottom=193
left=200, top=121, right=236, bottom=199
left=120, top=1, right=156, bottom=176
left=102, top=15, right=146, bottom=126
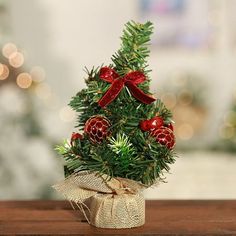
left=55, top=140, right=83, bottom=174
left=109, top=133, right=135, bottom=157
left=108, top=133, right=138, bottom=178
left=112, top=21, right=153, bottom=76
left=152, top=99, right=173, bottom=123
left=55, top=140, right=70, bottom=155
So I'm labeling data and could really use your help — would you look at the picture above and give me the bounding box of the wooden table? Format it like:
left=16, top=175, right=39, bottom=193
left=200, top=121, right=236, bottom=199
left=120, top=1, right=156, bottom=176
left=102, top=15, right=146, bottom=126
left=0, top=200, right=235, bottom=235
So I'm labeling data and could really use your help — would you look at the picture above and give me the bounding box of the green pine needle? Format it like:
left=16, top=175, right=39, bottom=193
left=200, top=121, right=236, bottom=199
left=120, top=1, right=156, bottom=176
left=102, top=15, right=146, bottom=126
left=109, top=133, right=135, bottom=156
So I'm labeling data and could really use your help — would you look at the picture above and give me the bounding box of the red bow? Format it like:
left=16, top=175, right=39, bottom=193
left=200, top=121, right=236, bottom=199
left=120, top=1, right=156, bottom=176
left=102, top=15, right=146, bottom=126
left=98, top=67, right=156, bottom=108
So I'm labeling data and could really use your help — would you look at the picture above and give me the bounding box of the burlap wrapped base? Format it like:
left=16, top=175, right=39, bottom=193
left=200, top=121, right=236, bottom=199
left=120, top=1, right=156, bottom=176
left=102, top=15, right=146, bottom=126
left=90, top=193, right=145, bottom=228
left=53, top=171, right=146, bottom=229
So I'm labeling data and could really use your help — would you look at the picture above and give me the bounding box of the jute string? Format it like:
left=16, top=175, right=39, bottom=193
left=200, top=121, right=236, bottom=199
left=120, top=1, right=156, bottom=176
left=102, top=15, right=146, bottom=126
left=53, top=171, right=146, bottom=228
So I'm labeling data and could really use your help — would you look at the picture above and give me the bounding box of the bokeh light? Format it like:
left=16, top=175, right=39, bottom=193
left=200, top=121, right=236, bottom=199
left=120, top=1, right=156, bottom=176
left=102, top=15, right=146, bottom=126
left=30, top=66, right=46, bottom=82
left=178, top=89, right=193, bottom=106
left=171, top=71, right=187, bottom=87
left=0, top=63, right=4, bottom=76
left=9, top=52, right=24, bottom=68
left=224, top=111, right=236, bottom=126
left=0, top=64, right=10, bottom=80
left=59, top=106, right=76, bottom=122
left=35, top=83, right=52, bottom=100
left=219, top=125, right=235, bottom=139
left=177, top=123, right=194, bottom=140
left=161, top=93, right=177, bottom=109
left=16, top=73, right=32, bottom=89
left=2, top=43, right=17, bottom=59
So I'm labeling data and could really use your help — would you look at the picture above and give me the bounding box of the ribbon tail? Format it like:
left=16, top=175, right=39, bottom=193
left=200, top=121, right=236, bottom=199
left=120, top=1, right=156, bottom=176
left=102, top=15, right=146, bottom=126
left=98, top=79, right=124, bottom=108
left=126, top=82, right=156, bottom=104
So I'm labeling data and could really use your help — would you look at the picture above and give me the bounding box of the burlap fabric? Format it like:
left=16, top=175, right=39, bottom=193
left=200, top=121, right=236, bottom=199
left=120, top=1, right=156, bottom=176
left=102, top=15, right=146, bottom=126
left=53, top=171, right=145, bottom=228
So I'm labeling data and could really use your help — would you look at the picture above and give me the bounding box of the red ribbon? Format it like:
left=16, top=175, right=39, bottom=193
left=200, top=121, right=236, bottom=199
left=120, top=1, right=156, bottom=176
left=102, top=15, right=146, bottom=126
left=98, top=67, right=156, bottom=108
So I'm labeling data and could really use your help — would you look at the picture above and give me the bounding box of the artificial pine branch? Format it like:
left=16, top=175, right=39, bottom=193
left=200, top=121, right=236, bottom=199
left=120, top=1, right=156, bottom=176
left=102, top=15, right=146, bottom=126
left=57, top=21, right=177, bottom=185
left=112, top=21, right=153, bottom=76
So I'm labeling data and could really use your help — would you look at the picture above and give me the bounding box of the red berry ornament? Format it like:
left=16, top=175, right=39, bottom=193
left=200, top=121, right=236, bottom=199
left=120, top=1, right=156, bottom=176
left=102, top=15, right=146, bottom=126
left=149, top=116, right=164, bottom=130
left=70, top=132, right=83, bottom=145
left=150, top=127, right=175, bottom=149
left=140, top=120, right=151, bottom=131
left=140, top=116, right=164, bottom=131
left=84, top=116, right=111, bottom=144
left=99, top=66, right=118, bottom=82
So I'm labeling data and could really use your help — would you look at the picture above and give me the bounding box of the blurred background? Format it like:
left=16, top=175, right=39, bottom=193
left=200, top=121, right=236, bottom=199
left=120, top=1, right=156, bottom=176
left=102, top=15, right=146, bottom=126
left=0, top=0, right=235, bottom=200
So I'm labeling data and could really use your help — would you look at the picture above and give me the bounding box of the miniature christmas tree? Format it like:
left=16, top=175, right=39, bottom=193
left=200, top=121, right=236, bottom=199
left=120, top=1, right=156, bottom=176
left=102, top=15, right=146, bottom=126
left=54, top=21, right=177, bottom=229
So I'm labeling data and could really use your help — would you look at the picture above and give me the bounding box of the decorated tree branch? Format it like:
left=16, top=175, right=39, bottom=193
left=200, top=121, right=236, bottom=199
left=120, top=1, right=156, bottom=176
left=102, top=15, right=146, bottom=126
left=54, top=21, right=177, bottom=229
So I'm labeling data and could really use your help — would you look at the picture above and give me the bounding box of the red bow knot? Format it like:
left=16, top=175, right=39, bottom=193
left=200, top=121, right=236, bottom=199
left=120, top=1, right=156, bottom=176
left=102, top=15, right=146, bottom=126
left=98, top=67, right=156, bottom=108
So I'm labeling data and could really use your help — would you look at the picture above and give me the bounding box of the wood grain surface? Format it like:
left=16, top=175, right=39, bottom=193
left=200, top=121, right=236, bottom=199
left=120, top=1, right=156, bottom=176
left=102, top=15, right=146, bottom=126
left=0, top=200, right=236, bottom=235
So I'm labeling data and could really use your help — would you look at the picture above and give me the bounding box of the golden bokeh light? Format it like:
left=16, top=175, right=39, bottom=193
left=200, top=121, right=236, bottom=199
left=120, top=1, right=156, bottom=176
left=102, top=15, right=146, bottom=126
left=16, top=73, right=32, bottom=89
left=161, top=93, right=177, bottom=109
left=59, top=106, right=76, bottom=122
left=224, top=111, right=236, bottom=126
left=9, top=52, right=24, bottom=68
left=0, top=63, right=4, bottom=76
left=177, top=123, right=194, bottom=140
left=178, top=89, right=193, bottom=106
left=2, top=43, right=17, bottom=59
left=219, top=125, right=235, bottom=139
left=35, top=83, right=52, bottom=100
left=0, top=64, right=10, bottom=80
left=34, top=83, right=59, bottom=108
left=30, top=66, right=46, bottom=82
left=171, top=71, right=187, bottom=87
